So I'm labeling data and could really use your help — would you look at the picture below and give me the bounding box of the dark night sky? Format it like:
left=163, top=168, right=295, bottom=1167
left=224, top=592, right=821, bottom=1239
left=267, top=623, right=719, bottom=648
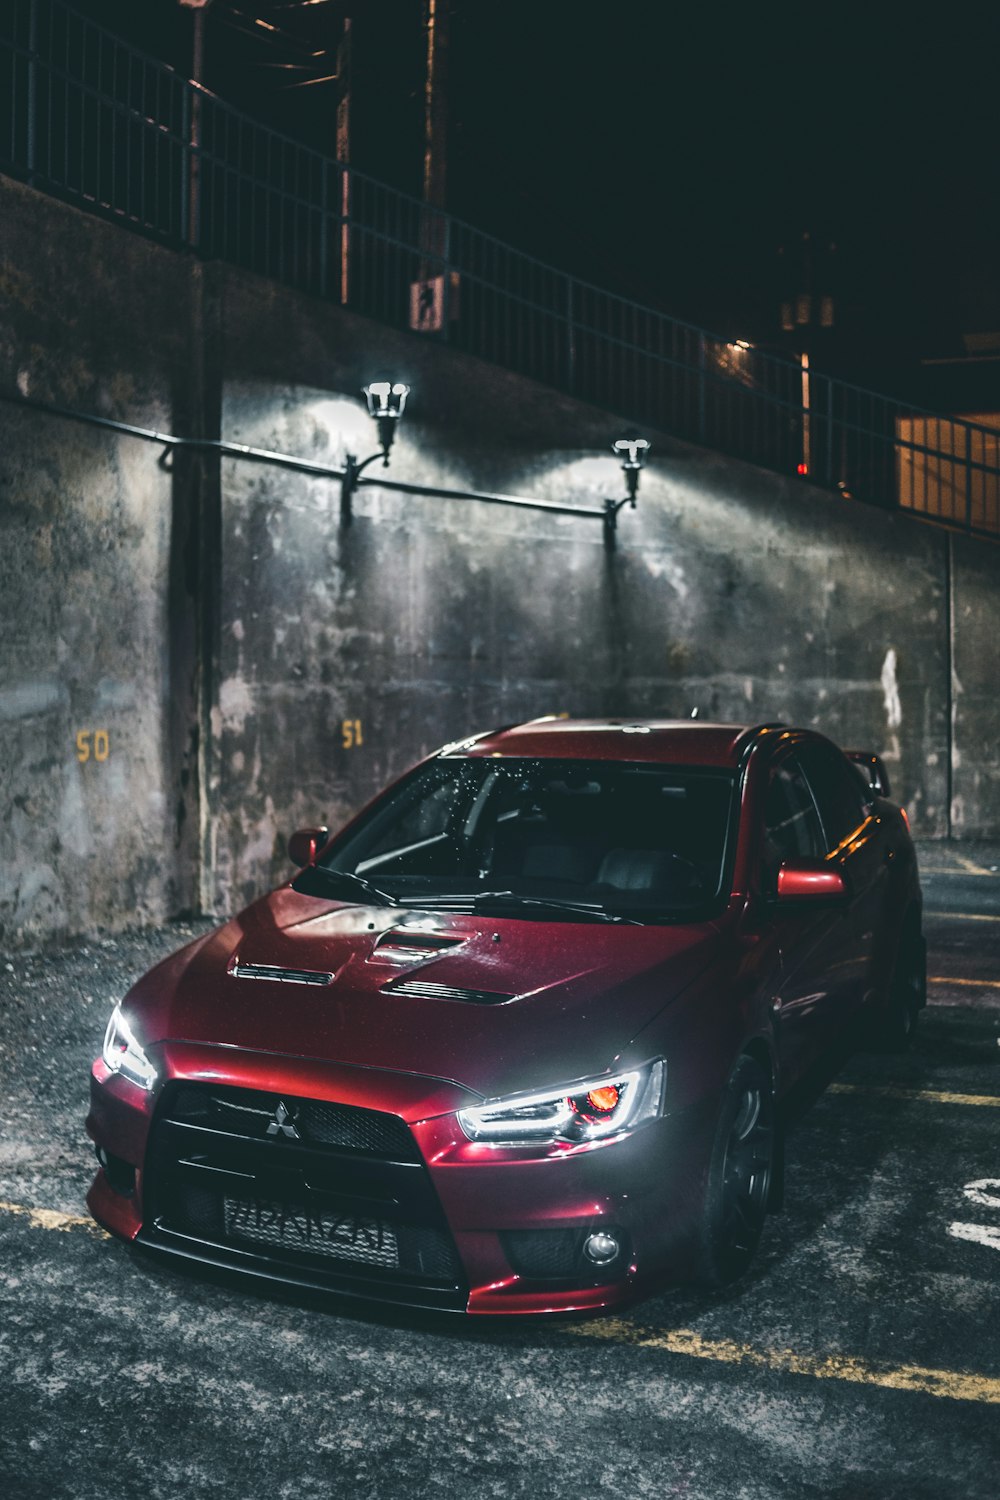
left=72, top=1, right=1000, bottom=393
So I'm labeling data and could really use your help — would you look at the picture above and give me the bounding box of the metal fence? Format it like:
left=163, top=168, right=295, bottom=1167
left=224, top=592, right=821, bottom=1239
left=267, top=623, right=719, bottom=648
left=3, top=0, right=999, bottom=538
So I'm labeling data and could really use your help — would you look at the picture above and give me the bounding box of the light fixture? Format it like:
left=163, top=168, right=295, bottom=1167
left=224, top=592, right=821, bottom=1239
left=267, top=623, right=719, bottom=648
left=601, top=434, right=650, bottom=546
left=342, top=381, right=643, bottom=549
left=613, top=435, right=650, bottom=501
left=340, top=380, right=411, bottom=525
left=362, top=380, right=410, bottom=464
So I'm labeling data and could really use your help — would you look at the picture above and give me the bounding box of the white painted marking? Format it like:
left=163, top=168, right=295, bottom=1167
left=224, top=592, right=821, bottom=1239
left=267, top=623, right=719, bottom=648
left=948, top=1222, right=1000, bottom=1252
left=962, top=1180, right=1000, bottom=1210
left=881, top=647, right=902, bottom=729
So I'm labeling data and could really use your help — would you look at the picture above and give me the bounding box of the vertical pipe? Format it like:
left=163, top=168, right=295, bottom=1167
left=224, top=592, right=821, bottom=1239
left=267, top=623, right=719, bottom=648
left=339, top=165, right=350, bottom=305
left=188, top=6, right=204, bottom=250
left=180, top=82, right=190, bottom=245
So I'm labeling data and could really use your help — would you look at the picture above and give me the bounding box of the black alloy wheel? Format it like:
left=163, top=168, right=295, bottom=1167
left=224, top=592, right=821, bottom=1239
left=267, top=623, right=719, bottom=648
left=694, top=1055, right=775, bottom=1288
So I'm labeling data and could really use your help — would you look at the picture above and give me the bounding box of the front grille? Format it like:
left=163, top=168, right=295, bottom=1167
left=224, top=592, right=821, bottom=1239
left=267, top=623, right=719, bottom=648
left=141, top=1084, right=464, bottom=1304
left=382, top=978, right=515, bottom=1005
left=170, top=1085, right=420, bottom=1160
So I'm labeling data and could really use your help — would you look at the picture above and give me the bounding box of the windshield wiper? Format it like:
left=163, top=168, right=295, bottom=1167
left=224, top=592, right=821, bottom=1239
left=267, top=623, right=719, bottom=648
left=292, top=867, right=400, bottom=907
left=409, top=890, right=642, bottom=924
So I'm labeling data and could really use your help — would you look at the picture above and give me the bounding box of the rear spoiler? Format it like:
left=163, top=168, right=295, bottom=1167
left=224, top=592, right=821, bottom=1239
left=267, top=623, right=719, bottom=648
left=844, top=750, right=892, bottom=800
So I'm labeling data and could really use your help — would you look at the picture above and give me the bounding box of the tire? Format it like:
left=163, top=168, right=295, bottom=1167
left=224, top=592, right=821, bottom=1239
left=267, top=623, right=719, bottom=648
left=693, top=1055, right=776, bottom=1288
left=873, top=924, right=926, bottom=1052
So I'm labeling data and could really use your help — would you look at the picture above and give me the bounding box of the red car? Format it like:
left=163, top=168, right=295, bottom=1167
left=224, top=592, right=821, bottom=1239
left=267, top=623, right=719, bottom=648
left=87, top=719, right=924, bottom=1315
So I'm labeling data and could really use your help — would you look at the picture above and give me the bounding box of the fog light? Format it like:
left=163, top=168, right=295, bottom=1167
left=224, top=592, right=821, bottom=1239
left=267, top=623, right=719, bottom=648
left=583, top=1231, right=620, bottom=1265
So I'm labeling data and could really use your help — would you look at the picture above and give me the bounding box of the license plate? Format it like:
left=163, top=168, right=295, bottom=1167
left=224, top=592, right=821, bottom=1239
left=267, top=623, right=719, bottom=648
left=224, top=1196, right=399, bottom=1269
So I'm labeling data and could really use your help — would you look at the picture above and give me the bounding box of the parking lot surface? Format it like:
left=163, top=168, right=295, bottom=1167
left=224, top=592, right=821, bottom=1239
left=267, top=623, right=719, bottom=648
left=2, top=845, right=999, bottom=1499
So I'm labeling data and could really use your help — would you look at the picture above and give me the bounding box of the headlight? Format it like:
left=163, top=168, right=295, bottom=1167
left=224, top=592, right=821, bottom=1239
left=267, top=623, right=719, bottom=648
left=457, top=1059, right=665, bottom=1146
left=102, top=1004, right=157, bottom=1091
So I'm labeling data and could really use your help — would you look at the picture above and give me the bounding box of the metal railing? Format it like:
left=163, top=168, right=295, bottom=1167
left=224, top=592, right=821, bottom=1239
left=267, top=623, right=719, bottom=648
left=3, top=0, right=999, bottom=538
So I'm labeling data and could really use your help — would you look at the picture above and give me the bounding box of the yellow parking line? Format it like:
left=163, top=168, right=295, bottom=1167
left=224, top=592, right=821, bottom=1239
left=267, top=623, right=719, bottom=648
left=2, top=1197, right=997, bottom=1404
left=925, top=911, right=1000, bottom=922
left=565, top=1320, right=1000, bottom=1404
left=929, top=975, right=1000, bottom=988
left=827, top=1082, right=1000, bottom=1107
left=951, top=854, right=998, bottom=877
left=0, top=1199, right=109, bottom=1238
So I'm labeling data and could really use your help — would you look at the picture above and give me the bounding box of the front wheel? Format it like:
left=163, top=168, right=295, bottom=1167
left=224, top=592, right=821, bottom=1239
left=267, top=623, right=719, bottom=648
left=692, top=1055, right=776, bottom=1288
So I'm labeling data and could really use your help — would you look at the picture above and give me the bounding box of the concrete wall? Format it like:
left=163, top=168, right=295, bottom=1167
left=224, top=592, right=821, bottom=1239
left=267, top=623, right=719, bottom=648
left=1, top=175, right=997, bottom=944
left=0, top=181, right=196, bottom=943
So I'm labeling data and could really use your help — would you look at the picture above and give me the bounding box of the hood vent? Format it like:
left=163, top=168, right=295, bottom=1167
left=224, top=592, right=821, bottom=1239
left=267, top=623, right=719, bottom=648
left=382, top=978, right=515, bottom=1006
left=231, top=963, right=334, bottom=986
left=370, top=927, right=466, bottom=965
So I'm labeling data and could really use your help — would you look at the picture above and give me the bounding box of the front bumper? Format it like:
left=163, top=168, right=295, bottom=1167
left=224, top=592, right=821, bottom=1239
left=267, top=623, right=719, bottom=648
left=87, top=1043, right=694, bottom=1315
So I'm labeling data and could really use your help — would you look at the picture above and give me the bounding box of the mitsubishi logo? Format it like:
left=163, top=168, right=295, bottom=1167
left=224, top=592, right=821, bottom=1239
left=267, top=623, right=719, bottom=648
left=266, top=1101, right=300, bottom=1140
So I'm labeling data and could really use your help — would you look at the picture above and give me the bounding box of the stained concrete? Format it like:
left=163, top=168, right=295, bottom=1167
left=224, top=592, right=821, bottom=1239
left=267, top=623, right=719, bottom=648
left=1, top=174, right=999, bottom=942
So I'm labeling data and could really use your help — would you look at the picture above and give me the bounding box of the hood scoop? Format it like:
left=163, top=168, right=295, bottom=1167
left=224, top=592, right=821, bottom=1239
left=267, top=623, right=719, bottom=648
left=230, top=962, right=334, bottom=986
left=369, top=926, right=467, bottom=966
left=382, top=977, right=516, bottom=1006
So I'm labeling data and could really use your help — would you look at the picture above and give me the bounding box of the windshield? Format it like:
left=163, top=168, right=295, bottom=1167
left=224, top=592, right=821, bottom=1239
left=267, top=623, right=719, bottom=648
left=294, top=757, right=735, bottom=922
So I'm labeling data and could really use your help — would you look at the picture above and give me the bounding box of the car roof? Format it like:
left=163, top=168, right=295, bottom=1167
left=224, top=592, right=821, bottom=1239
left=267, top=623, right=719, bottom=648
left=446, top=718, right=785, bottom=768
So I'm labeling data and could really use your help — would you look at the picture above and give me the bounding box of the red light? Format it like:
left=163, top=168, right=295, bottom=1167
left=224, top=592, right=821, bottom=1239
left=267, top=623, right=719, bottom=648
left=585, top=1085, right=620, bottom=1114
left=796, top=462, right=808, bottom=476
left=900, top=807, right=910, bottom=832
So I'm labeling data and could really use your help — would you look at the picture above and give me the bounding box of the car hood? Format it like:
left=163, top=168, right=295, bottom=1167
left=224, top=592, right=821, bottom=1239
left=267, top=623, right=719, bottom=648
left=124, top=886, right=722, bottom=1102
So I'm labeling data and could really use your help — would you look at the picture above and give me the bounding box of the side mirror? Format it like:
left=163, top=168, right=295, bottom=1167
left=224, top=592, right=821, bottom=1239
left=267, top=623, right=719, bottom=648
left=777, top=859, right=848, bottom=902
left=288, top=826, right=329, bottom=868
left=844, top=750, right=892, bottom=800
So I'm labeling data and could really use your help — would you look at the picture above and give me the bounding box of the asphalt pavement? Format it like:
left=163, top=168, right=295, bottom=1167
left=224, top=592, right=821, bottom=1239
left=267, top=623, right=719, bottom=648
left=1, top=846, right=999, bottom=1499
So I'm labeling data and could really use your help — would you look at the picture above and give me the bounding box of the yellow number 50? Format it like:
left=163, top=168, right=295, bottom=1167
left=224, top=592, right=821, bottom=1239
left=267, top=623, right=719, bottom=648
left=76, top=730, right=110, bottom=763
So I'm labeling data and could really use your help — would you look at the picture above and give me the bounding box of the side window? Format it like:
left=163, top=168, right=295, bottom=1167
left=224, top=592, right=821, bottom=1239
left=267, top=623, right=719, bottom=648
left=764, top=759, right=826, bottom=866
left=797, top=744, right=869, bottom=852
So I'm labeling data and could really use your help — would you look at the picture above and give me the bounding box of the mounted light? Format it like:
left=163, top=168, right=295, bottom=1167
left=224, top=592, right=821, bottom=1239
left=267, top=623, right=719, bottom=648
left=363, top=381, right=410, bottom=463
left=613, top=435, right=650, bottom=473
left=612, top=435, right=650, bottom=506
